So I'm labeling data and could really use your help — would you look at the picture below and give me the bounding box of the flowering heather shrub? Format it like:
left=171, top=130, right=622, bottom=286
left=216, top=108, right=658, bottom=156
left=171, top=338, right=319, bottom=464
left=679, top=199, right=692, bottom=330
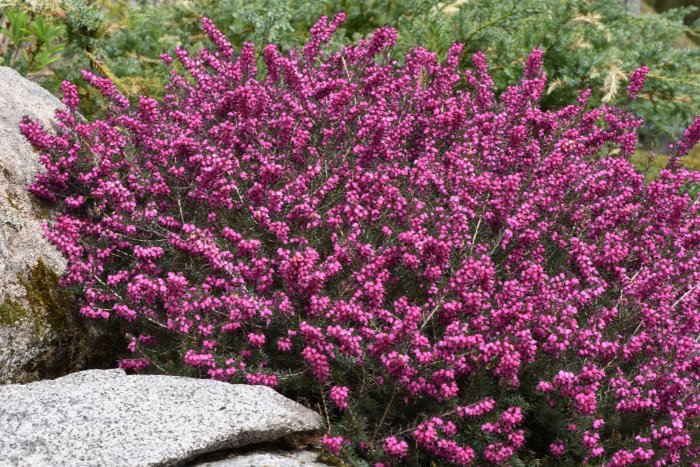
left=22, top=13, right=700, bottom=465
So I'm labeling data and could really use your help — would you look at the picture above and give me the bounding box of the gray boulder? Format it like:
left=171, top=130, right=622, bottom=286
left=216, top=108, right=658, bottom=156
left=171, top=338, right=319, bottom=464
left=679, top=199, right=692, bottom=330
left=0, top=67, right=113, bottom=384
left=0, top=66, right=66, bottom=291
left=198, top=450, right=328, bottom=467
left=0, top=369, right=324, bottom=466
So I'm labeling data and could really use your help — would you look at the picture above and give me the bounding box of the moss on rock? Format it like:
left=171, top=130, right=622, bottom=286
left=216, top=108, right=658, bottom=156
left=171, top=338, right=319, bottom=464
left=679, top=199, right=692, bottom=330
left=0, top=259, right=73, bottom=333
left=6, top=190, right=21, bottom=211
left=0, top=259, right=127, bottom=382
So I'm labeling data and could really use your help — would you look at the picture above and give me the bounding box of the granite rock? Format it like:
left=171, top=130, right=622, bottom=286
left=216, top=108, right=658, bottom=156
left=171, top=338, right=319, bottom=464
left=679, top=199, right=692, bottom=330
left=0, top=67, right=116, bottom=384
left=0, top=66, right=66, bottom=383
left=0, top=66, right=66, bottom=288
left=0, top=369, right=324, bottom=466
left=197, top=450, right=328, bottom=467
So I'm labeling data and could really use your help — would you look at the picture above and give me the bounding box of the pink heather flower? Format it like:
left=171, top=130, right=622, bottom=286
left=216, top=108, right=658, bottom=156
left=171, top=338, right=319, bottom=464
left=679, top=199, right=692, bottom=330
left=415, top=418, right=475, bottom=464
left=133, top=245, right=164, bottom=260
left=60, top=81, right=80, bottom=112
left=184, top=350, right=215, bottom=368
left=322, top=436, right=345, bottom=456
left=484, top=442, right=515, bottom=463
left=414, top=420, right=439, bottom=445
left=383, top=436, right=409, bottom=458
left=303, top=12, right=346, bottom=62
left=201, top=16, right=233, bottom=60
left=245, top=372, right=278, bottom=387
left=675, top=114, right=700, bottom=157
left=277, top=336, right=293, bottom=352
left=498, top=407, right=523, bottom=430
left=302, top=346, right=330, bottom=382
left=113, top=304, right=137, bottom=322
left=118, top=358, right=150, bottom=372
left=583, top=430, right=600, bottom=449
left=537, top=381, right=554, bottom=392
left=456, top=398, right=496, bottom=418
left=549, top=441, right=566, bottom=457
left=524, top=48, right=544, bottom=79
left=330, top=385, right=349, bottom=410
left=80, top=69, right=129, bottom=108
left=626, top=65, right=649, bottom=100
left=247, top=333, right=266, bottom=348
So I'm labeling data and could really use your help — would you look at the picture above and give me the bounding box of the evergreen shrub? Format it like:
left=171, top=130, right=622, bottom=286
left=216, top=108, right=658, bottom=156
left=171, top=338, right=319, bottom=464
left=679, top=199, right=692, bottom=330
left=22, top=14, right=700, bottom=465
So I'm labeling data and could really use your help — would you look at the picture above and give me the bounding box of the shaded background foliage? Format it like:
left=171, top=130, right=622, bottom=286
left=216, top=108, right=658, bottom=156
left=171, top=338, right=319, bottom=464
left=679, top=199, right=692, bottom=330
left=648, top=0, right=700, bottom=28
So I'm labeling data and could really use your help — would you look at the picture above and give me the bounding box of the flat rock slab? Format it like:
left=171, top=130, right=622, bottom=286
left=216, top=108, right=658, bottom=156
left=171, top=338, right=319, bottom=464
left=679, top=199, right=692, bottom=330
left=198, top=450, right=328, bottom=467
left=0, top=369, right=323, bottom=466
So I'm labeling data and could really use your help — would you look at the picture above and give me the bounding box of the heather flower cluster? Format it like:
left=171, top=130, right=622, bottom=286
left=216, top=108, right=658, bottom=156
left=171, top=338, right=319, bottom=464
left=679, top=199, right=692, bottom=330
left=22, top=13, right=700, bottom=465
